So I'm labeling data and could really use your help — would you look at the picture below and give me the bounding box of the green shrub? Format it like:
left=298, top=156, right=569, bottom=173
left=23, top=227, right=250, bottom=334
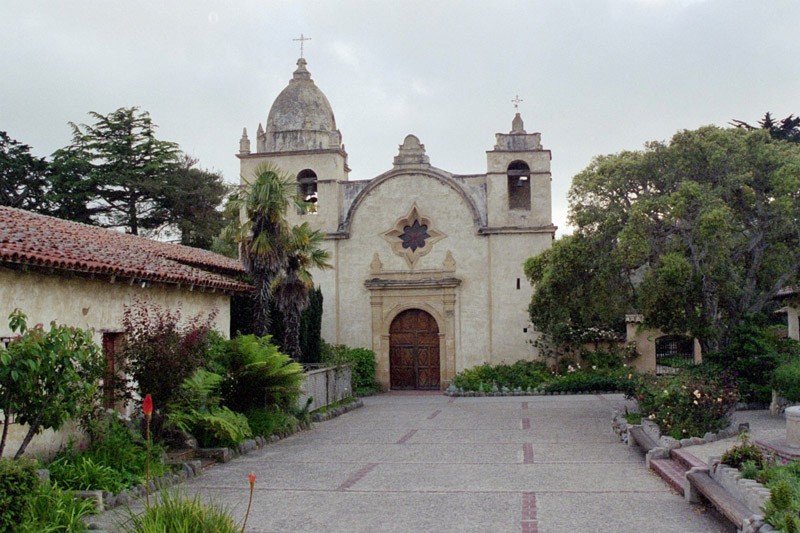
left=215, top=334, right=304, bottom=412
left=49, top=416, right=166, bottom=492
left=634, top=369, right=739, bottom=439
left=170, top=406, right=252, bottom=449
left=245, top=407, right=299, bottom=438
left=704, top=319, right=798, bottom=404
left=720, top=435, right=765, bottom=470
left=48, top=455, right=126, bottom=493
left=579, top=348, right=625, bottom=370
left=122, top=490, right=239, bottom=533
left=764, top=479, right=800, bottom=532
left=544, top=369, right=635, bottom=394
left=451, top=361, right=552, bottom=392
left=19, top=481, right=95, bottom=532
left=0, top=458, right=39, bottom=531
left=120, top=300, right=218, bottom=409
left=321, top=343, right=378, bottom=394
left=774, top=359, right=800, bottom=403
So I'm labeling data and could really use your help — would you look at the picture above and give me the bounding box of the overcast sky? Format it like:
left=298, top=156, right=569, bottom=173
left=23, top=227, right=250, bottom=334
left=2, top=1, right=798, bottom=233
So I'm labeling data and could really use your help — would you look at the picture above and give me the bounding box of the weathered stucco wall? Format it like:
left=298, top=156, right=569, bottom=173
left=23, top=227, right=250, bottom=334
left=0, top=267, right=232, bottom=459
left=0, top=268, right=231, bottom=341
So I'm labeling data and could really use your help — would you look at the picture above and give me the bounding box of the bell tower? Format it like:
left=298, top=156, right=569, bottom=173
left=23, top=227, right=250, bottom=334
left=236, top=57, right=349, bottom=234
left=485, top=112, right=552, bottom=229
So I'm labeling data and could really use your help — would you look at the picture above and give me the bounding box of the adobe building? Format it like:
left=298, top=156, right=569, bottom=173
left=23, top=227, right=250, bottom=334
left=238, top=57, right=556, bottom=390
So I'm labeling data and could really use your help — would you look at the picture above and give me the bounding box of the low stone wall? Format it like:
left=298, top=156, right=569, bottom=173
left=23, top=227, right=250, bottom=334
left=299, top=365, right=352, bottom=412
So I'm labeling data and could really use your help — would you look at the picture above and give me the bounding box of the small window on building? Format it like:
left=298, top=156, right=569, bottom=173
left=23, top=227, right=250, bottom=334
left=507, top=160, right=531, bottom=210
left=297, top=169, right=318, bottom=214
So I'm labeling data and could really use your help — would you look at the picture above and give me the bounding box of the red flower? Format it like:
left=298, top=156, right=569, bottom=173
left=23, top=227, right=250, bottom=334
left=143, top=394, right=153, bottom=418
left=248, top=472, right=257, bottom=487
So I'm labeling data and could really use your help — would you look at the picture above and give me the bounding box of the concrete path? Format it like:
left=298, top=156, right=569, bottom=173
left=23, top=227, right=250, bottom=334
left=684, top=409, right=787, bottom=465
left=89, top=393, right=732, bottom=532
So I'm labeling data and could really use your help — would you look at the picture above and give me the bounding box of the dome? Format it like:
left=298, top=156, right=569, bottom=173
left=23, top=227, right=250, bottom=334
left=264, top=58, right=342, bottom=152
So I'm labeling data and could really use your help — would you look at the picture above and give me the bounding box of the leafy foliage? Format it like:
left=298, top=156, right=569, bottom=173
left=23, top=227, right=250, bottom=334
left=0, top=131, right=50, bottom=212
left=704, top=319, right=799, bottom=403
left=0, top=310, right=104, bottom=459
left=19, top=480, right=96, bottom=533
left=764, top=479, right=800, bottom=532
left=633, top=368, right=739, bottom=439
left=119, top=300, right=218, bottom=409
left=48, top=455, right=126, bottom=493
left=166, top=369, right=253, bottom=448
left=213, top=334, right=304, bottom=412
left=50, top=415, right=165, bottom=492
left=774, top=359, right=800, bottom=403
left=530, top=126, right=800, bottom=354
left=720, top=434, right=765, bottom=470
left=55, top=107, right=183, bottom=234
left=452, top=361, right=552, bottom=392
left=525, top=234, right=630, bottom=346
left=731, top=112, right=800, bottom=143
left=300, top=286, right=324, bottom=364
left=273, top=224, right=331, bottom=360
left=0, top=458, right=40, bottom=531
left=244, top=407, right=299, bottom=438
left=543, top=369, right=636, bottom=395
left=121, top=490, right=239, bottom=533
left=320, top=343, right=379, bottom=394
left=225, top=165, right=296, bottom=336
left=169, top=406, right=252, bottom=449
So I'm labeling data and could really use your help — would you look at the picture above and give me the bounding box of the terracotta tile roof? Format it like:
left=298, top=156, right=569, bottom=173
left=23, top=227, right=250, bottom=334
left=0, top=206, right=252, bottom=293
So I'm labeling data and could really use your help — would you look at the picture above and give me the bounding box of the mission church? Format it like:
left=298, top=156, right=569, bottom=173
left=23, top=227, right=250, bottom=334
left=237, top=56, right=556, bottom=390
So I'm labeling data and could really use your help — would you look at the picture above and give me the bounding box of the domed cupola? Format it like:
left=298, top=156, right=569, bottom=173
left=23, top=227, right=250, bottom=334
left=261, top=58, right=343, bottom=152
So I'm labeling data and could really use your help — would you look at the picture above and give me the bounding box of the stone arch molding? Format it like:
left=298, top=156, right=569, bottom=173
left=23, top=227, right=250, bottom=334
left=340, top=168, right=485, bottom=235
left=385, top=301, right=445, bottom=335
left=382, top=203, right=446, bottom=268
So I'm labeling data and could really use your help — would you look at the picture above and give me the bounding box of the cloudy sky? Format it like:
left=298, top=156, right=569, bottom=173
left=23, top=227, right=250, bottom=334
left=2, top=1, right=798, bottom=233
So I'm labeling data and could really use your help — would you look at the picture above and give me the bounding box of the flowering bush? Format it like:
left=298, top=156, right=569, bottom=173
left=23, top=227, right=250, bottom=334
left=120, top=300, right=218, bottom=409
left=634, top=369, right=739, bottom=439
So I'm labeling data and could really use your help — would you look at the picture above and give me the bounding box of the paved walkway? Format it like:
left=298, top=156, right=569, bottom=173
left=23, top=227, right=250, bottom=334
left=89, top=393, right=732, bottom=532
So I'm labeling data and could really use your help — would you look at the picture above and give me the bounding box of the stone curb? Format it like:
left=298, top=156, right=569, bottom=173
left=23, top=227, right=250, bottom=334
left=445, top=389, right=624, bottom=397
left=310, top=398, right=364, bottom=422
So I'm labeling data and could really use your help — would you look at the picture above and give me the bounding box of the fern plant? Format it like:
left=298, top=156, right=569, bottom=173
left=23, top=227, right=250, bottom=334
left=167, top=369, right=252, bottom=448
left=216, top=335, right=304, bottom=412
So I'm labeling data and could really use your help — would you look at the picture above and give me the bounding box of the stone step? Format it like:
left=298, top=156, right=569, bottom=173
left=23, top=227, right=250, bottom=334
left=671, top=447, right=706, bottom=471
left=650, top=457, right=687, bottom=496
left=166, top=448, right=196, bottom=462
left=200, top=458, right=217, bottom=471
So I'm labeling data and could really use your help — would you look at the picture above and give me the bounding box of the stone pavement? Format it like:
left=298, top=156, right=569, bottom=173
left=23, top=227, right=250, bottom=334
left=683, top=409, right=787, bottom=465
left=89, top=392, right=733, bottom=532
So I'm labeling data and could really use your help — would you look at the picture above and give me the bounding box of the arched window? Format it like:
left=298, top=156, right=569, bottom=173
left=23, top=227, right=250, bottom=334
left=655, top=334, right=695, bottom=374
left=507, top=160, right=530, bottom=210
left=297, top=169, right=318, bottom=213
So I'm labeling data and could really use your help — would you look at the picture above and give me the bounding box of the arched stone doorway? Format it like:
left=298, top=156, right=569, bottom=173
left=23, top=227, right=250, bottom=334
left=389, top=309, right=440, bottom=390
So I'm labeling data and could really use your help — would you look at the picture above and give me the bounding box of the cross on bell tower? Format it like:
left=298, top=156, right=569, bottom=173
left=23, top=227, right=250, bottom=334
left=293, top=33, right=312, bottom=58
left=511, top=95, right=523, bottom=110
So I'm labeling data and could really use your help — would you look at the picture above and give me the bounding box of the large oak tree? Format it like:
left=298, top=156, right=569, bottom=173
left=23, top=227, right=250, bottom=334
left=528, top=125, right=800, bottom=353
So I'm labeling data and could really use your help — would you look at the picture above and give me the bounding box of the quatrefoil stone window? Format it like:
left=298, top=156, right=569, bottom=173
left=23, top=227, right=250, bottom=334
left=382, top=204, right=445, bottom=267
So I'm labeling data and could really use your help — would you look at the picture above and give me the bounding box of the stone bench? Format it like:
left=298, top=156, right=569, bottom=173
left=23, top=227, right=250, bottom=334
left=628, top=425, right=658, bottom=452
left=685, top=468, right=763, bottom=531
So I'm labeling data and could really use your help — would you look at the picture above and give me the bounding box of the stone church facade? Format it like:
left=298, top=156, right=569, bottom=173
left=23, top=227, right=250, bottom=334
left=238, top=58, right=555, bottom=390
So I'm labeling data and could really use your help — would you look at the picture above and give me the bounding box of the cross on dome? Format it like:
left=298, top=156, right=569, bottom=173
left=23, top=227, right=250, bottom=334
left=512, top=95, right=523, bottom=110
left=293, top=33, right=312, bottom=58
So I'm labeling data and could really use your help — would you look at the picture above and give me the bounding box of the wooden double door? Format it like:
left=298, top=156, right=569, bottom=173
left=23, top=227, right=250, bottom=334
left=389, top=309, right=440, bottom=390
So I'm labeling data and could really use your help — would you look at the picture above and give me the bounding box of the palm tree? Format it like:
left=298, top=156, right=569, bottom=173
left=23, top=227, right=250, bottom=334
left=272, top=222, right=332, bottom=360
left=226, top=165, right=294, bottom=336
